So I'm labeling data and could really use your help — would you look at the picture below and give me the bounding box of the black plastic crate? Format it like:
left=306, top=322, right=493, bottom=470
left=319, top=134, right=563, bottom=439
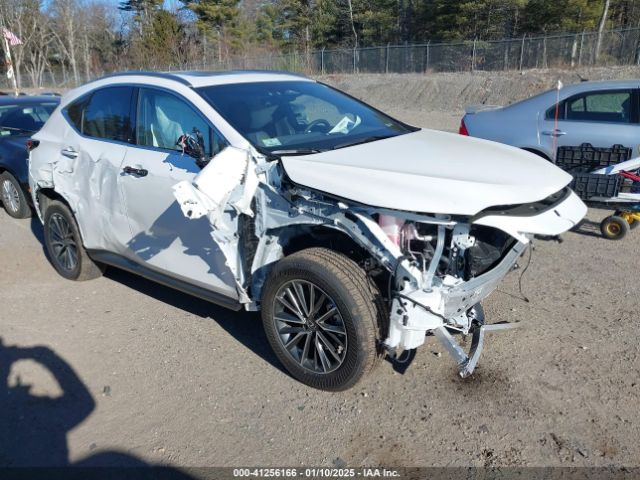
left=556, top=143, right=632, bottom=172
left=570, top=173, right=622, bottom=200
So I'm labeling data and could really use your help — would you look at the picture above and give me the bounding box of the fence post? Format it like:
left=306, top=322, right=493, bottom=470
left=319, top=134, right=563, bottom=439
left=385, top=43, right=390, bottom=73
left=353, top=47, right=357, bottom=73
left=426, top=40, right=430, bottom=72
left=519, top=34, right=526, bottom=70
left=578, top=31, right=585, bottom=65
left=570, top=33, right=579, bottom=67
left=471, top=38, right=476, bottom=71
left=503, top=40, right=509, bottom=70
left=321, top=47, right=325, bottom=75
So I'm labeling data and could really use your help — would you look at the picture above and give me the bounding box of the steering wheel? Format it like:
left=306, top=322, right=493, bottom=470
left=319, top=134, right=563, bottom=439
left=304, top=119, right=331, bottom=134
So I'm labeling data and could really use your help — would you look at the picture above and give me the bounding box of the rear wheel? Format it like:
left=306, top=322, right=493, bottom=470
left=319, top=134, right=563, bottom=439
left=43, top=201, right=104, bottom=280
left=0, top=172, right=30, bottom=219
left=600, top=215, right=629, bottom=240
left=261, top=248, right=383, bottom=391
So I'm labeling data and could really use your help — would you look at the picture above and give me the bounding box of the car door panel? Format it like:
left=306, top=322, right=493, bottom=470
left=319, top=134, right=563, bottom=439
left=71, top=138, right=131, bottom=252
left=119, top=147, right=239, bottom=298
left=51, top=86, right=134, bottom=254
left=118, top=88, right=237, bottom=298
left=539, top=88, right=640, bottom=160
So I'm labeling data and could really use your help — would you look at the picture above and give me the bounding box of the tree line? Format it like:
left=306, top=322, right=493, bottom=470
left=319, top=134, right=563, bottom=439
left=1, top=0, right=639, bottom=88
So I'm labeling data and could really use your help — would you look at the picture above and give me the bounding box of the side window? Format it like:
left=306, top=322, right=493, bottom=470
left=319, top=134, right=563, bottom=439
left=82, top=87, right=134, bottom=142
left=136, top=88, right=227, bottom=155
left=65, top=96, right=88, bottom=131
left=565, top=90, right=632, bottom=123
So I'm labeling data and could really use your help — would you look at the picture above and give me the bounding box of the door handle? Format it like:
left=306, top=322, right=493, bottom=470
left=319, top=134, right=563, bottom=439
left=61, top=147, right=78, bottom=159
left=122, top=166, right=148, bottom=177
left=542, top=129, right=567, bottom=137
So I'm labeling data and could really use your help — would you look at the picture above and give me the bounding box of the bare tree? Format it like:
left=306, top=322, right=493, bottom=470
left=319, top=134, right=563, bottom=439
left=23, top=10, right=54, bottom=87
left=595, top=0, right=611, bottom=62
left=51, top=0, right=81, bottom=86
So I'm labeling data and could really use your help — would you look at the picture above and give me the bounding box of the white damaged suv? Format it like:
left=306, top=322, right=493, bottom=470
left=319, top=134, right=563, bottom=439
left=29, top=71, right=587, bottom=390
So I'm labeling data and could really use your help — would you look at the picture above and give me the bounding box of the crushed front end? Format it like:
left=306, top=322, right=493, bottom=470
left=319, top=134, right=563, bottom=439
left=173, top=146, right=587, bottom=379
left=366, top=188, right=586, bottom=376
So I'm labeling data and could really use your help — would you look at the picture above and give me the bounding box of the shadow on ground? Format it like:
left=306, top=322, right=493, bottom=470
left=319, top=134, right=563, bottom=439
left=0, top=338, right=198, bottom=477
left=571, top=218, right=605, bottom=239
left=28, top=217, right=284, bottom=374
left=103, top=268, right=284, bottom=374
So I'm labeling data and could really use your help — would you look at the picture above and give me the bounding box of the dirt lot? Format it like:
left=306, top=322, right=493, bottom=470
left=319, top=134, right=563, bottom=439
left=322, top=66, right=640, bottom=131
left=1, top=71, right=640, bottom=472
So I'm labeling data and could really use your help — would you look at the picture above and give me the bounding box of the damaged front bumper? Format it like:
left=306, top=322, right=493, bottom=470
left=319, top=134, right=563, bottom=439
left=434, top=322, right=517, bottom=378
left=384, top=241, right=526, bottom=376
left=381, top=191, right=585, bottom=376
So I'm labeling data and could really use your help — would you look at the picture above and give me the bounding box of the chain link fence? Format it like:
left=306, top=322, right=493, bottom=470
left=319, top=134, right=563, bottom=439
left=7, top=26, right=640, bottom=89
left=309, top=27, right=640, bottom=74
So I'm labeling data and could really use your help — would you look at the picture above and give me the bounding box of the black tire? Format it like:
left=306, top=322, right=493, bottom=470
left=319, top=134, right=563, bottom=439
left=0, top=172, right=30, bottom=219
left=261, top=247, right=383, bottom=391
left=600, top=215, right=629, bottom=240
left=43, top=200, right=104, bottom=280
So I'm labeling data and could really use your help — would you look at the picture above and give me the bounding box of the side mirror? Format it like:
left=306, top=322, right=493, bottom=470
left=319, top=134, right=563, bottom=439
left=177, top=129, right=210, bottom=168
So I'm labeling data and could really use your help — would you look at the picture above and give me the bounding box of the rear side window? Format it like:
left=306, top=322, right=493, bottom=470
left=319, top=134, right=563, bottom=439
left=66, top=97, right=87, bottom=131
left=65, top=87, right=134, bottom=141
left=83, top=87, right=134, bottom=142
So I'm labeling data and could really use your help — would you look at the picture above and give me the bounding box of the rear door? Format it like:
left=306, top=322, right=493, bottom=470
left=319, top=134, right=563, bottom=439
left=539, top=88, right=640, bottom=160
left=118, top=87, right=235, bottom=297
left=56, top=86, right=134, bottom=252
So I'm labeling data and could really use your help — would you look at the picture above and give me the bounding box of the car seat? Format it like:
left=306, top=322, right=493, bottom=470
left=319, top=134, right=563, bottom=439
left=226, top=101, right=271, bottom=145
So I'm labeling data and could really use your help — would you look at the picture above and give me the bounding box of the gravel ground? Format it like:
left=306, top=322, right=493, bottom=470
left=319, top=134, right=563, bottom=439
left=1, top=80, right=639, bottom=472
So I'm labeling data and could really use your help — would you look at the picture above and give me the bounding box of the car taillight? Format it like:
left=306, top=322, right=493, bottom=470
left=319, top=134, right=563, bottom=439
left=458, top=119, right=469, bottom=136
left=26, top=139, right=39, bottom=152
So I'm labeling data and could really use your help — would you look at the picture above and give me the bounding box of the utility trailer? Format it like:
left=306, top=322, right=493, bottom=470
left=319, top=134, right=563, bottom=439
left=555, top=144, right=640, bottom=240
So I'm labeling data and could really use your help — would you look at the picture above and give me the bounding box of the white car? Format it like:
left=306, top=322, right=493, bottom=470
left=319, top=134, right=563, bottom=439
left=29, top=71, right=587, bottom=391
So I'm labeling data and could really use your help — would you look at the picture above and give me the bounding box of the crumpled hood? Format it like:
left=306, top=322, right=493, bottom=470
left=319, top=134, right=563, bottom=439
left=281, top=129, right=573, bottom=215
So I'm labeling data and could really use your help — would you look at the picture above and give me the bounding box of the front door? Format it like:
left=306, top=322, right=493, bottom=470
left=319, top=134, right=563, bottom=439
left=118, top=87, right=235, bottom=297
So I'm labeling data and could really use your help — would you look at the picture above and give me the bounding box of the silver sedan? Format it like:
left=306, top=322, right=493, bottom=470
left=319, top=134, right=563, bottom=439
left=460, top=79, right=640, bottom=161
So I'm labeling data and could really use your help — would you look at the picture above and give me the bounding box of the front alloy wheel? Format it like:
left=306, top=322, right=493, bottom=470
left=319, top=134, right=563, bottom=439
left=262, top=248, right=383, bottom=391
left=273, top=280, right=348, bottom=374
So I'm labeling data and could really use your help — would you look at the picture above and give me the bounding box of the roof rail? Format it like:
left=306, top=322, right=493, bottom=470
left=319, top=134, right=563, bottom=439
left=95, top=71, right=193, bottom=86
left=173, top=69, right=308, bottom=79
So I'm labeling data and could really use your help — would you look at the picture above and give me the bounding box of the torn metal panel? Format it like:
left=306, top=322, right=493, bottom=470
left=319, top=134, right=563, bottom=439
left=172, top=147, right=263, bottom=303
left=173, top=147, right=259, bottom=225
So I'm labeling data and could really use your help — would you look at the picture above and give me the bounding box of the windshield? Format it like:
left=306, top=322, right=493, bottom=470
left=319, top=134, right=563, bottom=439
left=196, top=81, right=415, bottom=154
left=0, top=102, right=58, bottom=136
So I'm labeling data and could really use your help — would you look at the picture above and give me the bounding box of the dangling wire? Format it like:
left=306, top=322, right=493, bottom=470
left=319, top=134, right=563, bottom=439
left=517, top=242, right=533, bottom=303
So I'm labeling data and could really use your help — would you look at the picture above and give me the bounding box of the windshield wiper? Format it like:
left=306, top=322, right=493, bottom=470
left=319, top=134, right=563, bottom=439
left=331, top=135, right=396, bottom=150
left=1, top=126, right=37, bottom=135
left=270, top=148, right=324, bottom=156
